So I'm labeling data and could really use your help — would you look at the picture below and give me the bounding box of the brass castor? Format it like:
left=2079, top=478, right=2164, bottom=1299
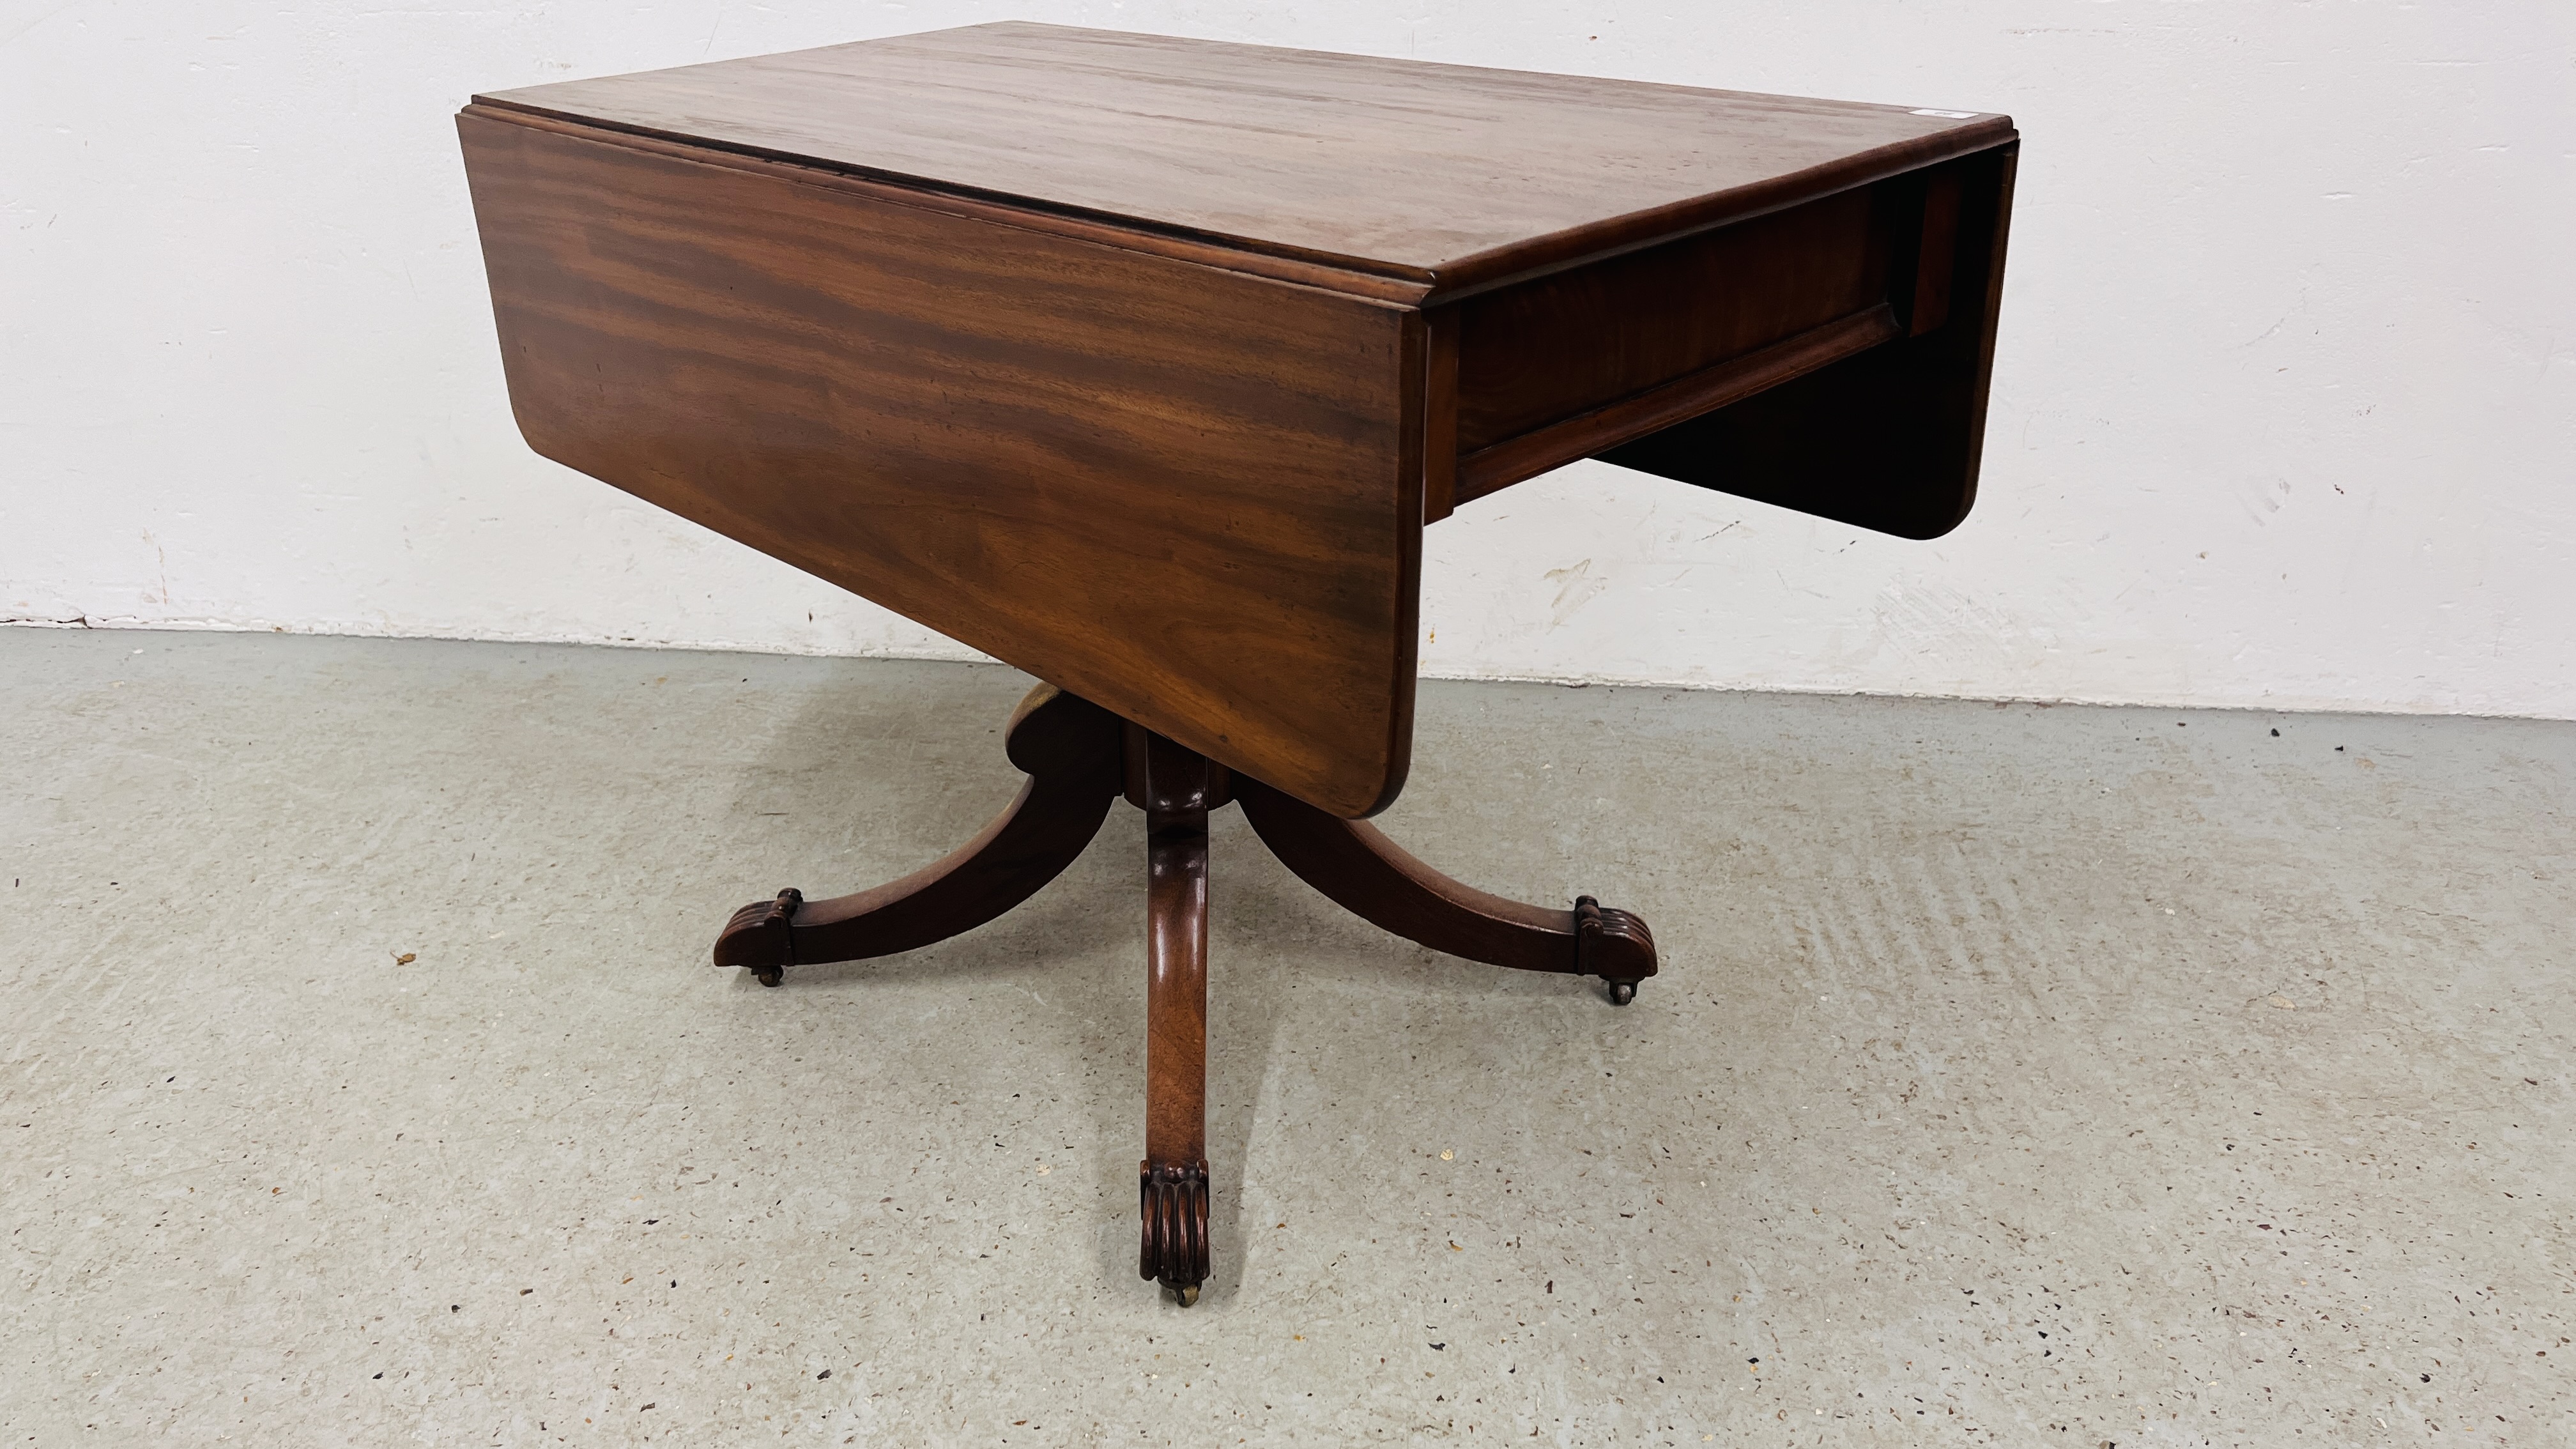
left=1169, top=1282, right=1201, bottom=1307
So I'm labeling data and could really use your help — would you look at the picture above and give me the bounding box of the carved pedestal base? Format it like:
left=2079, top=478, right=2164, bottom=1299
left=713, top=682, right=1659, bottom=1302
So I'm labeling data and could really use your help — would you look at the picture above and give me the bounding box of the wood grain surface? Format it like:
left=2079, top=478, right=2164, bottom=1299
left=460, top=108, right=1423, bottom=816
left=475, top=22, right=2013, bottom=296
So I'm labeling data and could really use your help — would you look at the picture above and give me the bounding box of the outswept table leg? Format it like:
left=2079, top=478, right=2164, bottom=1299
left=1135, top=729, right=1215, bottom=1304
left=1232, top=776, right=1657, bottom=1002
left=712, top=684, right=1121, bottom=984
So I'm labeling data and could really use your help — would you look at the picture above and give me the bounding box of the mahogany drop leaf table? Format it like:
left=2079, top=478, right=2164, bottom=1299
left=458, top=22, right=2016, bottom=1305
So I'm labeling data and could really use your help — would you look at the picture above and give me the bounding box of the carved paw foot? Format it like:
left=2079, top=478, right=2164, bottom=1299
left=1139, top=1160, right=1211, bottom=1303
left=714, top=888, right=801, bottom=986
left=1575, top=895, right=1655, bottom=1005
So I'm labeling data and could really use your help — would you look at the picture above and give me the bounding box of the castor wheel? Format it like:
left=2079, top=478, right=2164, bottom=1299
left=1572, top=898, right=1654, bottom=1006
left=1169, top=1282, right=1201, bottom=1307
left=715, top=889, right=801, bottom=988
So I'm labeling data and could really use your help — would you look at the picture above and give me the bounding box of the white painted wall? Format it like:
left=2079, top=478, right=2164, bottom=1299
left=6, top=3, right=2572, bottom=717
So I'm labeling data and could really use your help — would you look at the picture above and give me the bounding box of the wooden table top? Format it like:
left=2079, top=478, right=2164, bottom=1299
left=475, top=21, right=2011, bottom=296
left=461, top=26, right=2015, bottom=817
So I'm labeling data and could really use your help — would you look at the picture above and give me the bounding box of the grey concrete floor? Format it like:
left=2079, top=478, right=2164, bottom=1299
left=2, top=629, right=2571, bottom=1446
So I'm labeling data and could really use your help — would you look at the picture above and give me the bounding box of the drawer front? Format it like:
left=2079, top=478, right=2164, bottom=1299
left=1453, top=187, right=1889, bottom=455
